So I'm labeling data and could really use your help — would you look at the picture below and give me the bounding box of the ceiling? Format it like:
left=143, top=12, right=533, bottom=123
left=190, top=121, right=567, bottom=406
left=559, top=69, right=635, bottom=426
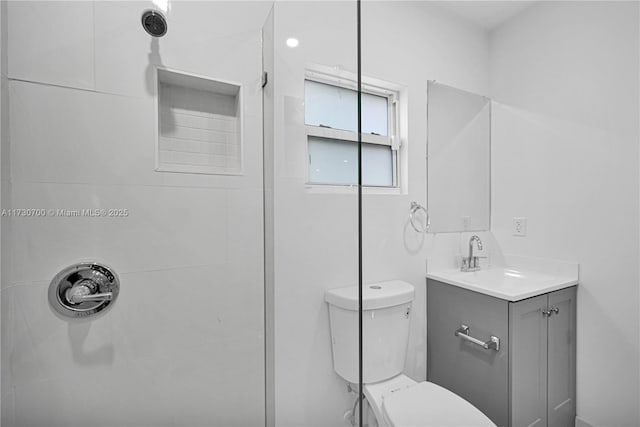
left=432, top=1, right=537, bottom=30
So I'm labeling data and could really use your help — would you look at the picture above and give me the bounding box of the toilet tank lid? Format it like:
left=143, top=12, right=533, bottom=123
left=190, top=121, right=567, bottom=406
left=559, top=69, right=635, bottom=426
left=325, top=280, right=414, bottom=311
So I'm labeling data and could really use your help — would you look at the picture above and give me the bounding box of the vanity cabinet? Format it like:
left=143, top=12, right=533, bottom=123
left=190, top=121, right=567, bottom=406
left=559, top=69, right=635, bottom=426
left=427, top=279, right=576, bottom=427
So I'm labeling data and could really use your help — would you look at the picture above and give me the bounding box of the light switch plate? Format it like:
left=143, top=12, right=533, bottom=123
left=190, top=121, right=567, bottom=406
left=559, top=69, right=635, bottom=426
left=513, top=217, right=527, bottom=236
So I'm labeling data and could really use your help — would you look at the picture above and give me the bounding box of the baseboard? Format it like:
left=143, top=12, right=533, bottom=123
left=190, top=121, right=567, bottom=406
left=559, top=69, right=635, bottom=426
left=576, top=416, right=595, bottom=427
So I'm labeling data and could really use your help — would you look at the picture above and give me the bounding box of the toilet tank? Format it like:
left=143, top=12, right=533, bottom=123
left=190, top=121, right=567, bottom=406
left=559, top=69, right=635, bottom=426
left=325, top=280, right=414, bottom=384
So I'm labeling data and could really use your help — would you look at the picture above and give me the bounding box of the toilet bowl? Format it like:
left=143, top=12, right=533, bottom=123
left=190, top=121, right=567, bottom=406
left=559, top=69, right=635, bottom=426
left=363, top=374, right=495, bottom=427
left=325, top=281, right=496, bottom=427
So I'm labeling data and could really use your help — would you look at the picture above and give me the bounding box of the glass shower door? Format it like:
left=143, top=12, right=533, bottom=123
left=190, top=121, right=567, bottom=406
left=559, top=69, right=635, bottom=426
left=261, top=2, right=362, bottom=426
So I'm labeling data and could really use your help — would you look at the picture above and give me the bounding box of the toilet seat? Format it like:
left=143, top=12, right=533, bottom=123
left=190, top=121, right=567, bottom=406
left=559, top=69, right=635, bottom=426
left=381, top=381, right=496, bottom=427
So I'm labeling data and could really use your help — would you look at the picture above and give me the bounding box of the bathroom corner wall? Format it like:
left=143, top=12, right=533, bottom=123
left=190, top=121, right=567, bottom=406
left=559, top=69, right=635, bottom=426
left=489, top=2, right=640, bottom=425
left=1, top=2, right=271, bottom=426
left=271, top=3, right=490, bottom=425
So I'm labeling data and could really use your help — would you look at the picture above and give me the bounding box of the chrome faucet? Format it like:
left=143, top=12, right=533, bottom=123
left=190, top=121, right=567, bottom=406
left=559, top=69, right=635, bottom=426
left=461, top=235, right=483, bottom=272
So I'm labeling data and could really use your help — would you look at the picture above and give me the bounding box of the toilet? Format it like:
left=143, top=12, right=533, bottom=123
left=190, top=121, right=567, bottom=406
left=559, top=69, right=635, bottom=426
left=325, top=280, right=496, bottom=427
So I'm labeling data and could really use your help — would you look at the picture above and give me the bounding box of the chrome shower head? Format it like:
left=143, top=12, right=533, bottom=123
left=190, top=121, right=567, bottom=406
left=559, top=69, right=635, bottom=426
left=141, top=10, right=167, bottom=37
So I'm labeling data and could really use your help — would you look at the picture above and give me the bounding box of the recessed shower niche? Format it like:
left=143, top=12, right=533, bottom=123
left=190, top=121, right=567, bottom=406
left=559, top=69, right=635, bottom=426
left=156, top=68, right=243, bottom=175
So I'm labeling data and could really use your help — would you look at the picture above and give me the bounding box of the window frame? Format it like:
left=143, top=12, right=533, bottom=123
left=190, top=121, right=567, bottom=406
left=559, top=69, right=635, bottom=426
left=304, top=68, right=402, bottom=188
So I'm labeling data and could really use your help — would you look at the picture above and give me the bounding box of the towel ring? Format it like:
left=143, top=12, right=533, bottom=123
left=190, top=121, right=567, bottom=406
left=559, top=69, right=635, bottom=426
left=409, top=202, right=430, bottom=233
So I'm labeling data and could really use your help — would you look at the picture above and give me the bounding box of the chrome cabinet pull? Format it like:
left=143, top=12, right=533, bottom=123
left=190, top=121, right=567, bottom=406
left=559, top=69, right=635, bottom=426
left=455, top=324, right=500, bottom=351
left=542, top=307, right=560, bottom=317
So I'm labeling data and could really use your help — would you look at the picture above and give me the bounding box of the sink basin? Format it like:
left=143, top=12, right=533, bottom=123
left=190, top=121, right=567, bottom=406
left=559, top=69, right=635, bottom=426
left=427, top=257, right=578, bottom=301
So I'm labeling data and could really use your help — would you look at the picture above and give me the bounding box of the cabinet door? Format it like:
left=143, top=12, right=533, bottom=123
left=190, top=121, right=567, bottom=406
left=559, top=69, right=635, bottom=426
left=427, top=279, right=509, bottom=427
left=510, top=295, right=548, bottom=427
left=547, top=287, right=577, bottom=427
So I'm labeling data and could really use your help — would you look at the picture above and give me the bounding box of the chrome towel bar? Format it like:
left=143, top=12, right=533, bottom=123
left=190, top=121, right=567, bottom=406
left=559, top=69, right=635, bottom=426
left=455, top=324, right=500, bottom=351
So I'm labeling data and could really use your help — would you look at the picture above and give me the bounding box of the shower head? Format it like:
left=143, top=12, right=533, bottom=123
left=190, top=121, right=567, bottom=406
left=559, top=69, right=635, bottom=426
left=141, top=10, right=167, bottom=37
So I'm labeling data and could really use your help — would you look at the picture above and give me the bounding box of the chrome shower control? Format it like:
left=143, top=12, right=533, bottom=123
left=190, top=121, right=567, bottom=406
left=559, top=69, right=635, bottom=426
left=65, top=279, right=113, bottom=304
left=48, top=262, right=120, bottom=319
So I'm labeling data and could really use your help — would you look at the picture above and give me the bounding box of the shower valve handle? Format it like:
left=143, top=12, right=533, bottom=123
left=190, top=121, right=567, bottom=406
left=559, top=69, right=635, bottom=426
left=65, top=279, right=113, bottom=304
left=68, top=291, right=113, bottom=304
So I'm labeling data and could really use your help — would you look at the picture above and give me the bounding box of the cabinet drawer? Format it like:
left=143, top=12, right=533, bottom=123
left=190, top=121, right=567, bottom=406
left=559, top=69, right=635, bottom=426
left=427, top=279, right=509, bottom=426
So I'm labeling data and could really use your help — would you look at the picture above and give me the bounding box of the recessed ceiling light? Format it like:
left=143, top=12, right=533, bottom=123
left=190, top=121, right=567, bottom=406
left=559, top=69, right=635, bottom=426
left=286, top=38, right=299, bottom=48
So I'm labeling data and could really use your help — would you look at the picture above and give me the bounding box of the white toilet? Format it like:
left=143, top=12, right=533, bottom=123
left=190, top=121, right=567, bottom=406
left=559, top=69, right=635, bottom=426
left=325, top=280, right=496, bottom=427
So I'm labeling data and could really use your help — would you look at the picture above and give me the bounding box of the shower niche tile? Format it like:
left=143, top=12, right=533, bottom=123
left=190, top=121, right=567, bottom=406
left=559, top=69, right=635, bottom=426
left=156, top=68, right=243, bottom=175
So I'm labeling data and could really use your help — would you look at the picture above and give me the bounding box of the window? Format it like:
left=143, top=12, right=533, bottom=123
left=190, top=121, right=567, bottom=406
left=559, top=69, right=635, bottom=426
left=304, top=71, right=401, bottom=187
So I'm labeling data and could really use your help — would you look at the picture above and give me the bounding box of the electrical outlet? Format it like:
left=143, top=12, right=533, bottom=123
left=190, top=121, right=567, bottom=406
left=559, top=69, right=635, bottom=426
left=513, top=217, right=527, bottom=236
left=461, top=216, right=471, bottom=231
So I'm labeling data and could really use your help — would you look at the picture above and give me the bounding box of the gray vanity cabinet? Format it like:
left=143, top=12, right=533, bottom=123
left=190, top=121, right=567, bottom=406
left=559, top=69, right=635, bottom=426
left=510, top=294, right=549, bottom=426
left=427, top=279, right=576, bottom=427
left=546, top=288, right=577, bottom=426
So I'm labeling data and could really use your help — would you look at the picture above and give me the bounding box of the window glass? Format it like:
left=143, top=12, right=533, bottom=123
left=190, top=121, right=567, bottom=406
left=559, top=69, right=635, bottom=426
left=361, top=92, right=388, bottom=136
left=308, top=137, right=393, bottom=186
left=305, top=80, right=388, bottom=135
left=305, top=80, right=358, bottom=132
left=361, top=143, right=393, bottom=186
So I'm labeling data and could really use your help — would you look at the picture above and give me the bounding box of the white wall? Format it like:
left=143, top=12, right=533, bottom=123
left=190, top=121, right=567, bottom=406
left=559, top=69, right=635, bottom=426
left=1, top=2, right=271, bottom=426
left=490, top=2, right=640, bottom=426
left=271, top=2, right=490, bottom=425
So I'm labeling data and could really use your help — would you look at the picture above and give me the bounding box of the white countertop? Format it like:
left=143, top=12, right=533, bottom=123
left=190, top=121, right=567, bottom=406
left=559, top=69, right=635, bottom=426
left=426, top=255, right=579, bottom=302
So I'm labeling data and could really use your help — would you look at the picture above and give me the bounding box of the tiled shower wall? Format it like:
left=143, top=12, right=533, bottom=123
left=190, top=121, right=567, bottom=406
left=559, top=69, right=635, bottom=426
left=1, top=2, right=270, bottom=426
